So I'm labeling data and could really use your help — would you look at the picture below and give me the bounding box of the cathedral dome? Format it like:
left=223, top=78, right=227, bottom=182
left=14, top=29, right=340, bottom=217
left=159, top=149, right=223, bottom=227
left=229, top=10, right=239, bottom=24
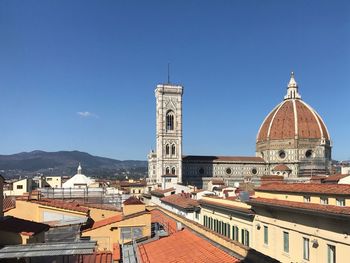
left=257, top=73, right=330, bottom=143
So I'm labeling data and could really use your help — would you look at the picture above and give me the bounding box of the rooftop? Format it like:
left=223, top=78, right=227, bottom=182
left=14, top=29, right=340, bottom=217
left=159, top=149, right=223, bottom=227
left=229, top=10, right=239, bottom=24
left=322, top=174, right=349, bottom=183
left=198, top=198, right=254, bottom=215
left=150, top=188, right=175, bottom=197
left=123, top=196, right=144, bottom=205
left=255, top=183, right=350, bottom=195
left=272, top=164, right=291, bottom=171
left=138, top=228, right=240, bottom=263
left=0, top=216, right=49, bottom=236
left=160, top=193, right=199, bottom=211
left=248, top=197, right=350, bottom=218
left=31, top=199, right=90, bottom=213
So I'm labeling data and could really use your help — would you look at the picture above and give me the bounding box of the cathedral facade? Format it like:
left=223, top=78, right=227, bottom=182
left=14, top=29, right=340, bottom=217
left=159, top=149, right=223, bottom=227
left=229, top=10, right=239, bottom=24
left=148, top=73, right=332, bottom=188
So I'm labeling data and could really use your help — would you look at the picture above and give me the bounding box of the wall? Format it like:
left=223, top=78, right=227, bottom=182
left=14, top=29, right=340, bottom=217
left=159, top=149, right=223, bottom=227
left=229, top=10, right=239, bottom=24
left=45, top=176, right=62, bottom=188
left=5, top=200, right=87, bottom=223
left=82, top=212, right=151, bottom=251
left=252, top=208, right=350, bottom=263
left=123, top=204, right=145, bottom=216
left=255, top=191, right=350, bottom=206
left=88, top=207, right=121, bottom=222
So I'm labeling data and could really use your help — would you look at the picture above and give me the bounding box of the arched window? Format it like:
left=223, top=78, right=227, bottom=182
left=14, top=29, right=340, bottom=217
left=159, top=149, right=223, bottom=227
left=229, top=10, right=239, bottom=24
left=171, top=144, right=176, bottom=155
left=166, top=144, right=170, bottom=155
left=171, top=167, right=176, bottom=175
left=166, top=111, right=175, bottom=131
left=165, top=167, right=170, bottom=174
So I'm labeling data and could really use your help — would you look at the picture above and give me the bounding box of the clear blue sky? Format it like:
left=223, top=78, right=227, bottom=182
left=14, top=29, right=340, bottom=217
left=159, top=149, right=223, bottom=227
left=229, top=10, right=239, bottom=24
left=0, top=0, right=349, bottom=161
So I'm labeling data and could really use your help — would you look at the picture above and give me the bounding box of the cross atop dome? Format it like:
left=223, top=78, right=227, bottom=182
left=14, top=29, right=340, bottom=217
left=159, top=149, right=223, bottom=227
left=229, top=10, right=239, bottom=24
left=284, top=71, right=301, bottom=100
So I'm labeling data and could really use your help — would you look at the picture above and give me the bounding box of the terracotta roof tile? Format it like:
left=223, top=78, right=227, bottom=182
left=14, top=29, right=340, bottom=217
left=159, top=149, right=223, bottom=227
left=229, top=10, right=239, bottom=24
left=77, top=202, right=121, bottom=212
left=256, top=183, right=350, bottom=195
left=249, top=197, right=350, bottom=216
left=32, top=199, right=89, bottom=213
left=119, top=180, right=147, bottom=187
left=138, top=229, right=240, bottom=263
left=86, top=214, right=123, bottom=231
left=257, top=99, right=330, bottom=142
left=198, top=199, right=254, bottom=215
left=150, top=209, right=178, bottom=235
left=123, top=196, right=144, bottom=205
left=82, top=251, right=113, bottom=263
left=0, top=216, right=49, bottom=235
left=160, top=193, right=199, bottom=210
left=323, top=174, right=348, bottom=183
left=84, top=210, right=150, bottom=232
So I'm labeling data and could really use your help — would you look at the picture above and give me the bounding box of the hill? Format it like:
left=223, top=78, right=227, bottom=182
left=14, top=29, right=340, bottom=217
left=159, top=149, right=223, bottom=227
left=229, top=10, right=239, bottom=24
left=0, top=150, right=147, bottom=179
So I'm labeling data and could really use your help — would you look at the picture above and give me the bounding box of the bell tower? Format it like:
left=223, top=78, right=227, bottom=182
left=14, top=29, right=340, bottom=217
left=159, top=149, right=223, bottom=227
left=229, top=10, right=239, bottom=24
left=155, top=84, right=183, bottom=184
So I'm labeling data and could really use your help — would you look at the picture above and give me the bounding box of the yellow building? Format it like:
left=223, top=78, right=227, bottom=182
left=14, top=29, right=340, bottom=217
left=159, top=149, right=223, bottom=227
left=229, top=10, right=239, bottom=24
left=44, top=176, right=62, bottom=188
left=118, top=180, right=147, bottom=197
left=5, top=197, right=90, bottom=224
left=199, top=195, right=254, bottom=247
left=248, top=183, right=350, bottom=263
left=82, top=197, right=151, bottom=252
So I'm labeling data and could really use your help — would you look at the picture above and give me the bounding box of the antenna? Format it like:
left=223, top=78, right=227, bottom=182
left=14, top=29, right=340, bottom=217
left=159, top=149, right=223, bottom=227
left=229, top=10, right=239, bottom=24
left=167, top=63, right=170, bottom=84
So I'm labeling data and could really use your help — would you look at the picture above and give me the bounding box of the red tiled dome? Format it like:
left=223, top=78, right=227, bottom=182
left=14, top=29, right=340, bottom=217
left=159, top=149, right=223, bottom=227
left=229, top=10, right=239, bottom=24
left=257, top=73, right=330, bottom=143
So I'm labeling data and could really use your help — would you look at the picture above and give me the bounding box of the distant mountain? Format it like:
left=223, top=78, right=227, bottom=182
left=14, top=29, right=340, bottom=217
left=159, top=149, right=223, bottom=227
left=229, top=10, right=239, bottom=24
left=0, top=150, right=147, bottom=179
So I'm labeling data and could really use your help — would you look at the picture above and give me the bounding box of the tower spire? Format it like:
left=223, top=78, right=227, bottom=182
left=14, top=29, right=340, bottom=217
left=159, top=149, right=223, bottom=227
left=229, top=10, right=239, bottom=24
left=77, top=163, right=82, bottom=174
left=284, top=71, right=301, bottom=100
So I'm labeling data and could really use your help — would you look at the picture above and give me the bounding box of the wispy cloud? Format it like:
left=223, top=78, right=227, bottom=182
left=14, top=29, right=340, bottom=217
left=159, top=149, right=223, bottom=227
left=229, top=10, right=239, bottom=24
left=77, top=111, right=99, bottom=118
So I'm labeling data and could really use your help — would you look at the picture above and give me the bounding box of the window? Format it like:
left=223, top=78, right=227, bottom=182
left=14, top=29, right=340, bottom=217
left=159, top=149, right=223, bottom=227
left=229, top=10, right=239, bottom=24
left=336, top=198, right=345, bottom=206
left=227, top=224, right=231, bottom=238
left=305, top=150, right=313, bottom=158
left=264, top=226, right=268, bottom=245
left=303, top=237, right=310, bottom=260
left=166, top=144, right=170, bottom=155
left=283, top=231, right=289, bottom=253
left=327, top=244, right=336, bottom=263
left=165, top=167, right=170, bottom=174
left=195, top=211, right=199, bottom=220
left=138, top=189, right=141, bottom=193
left=241, top=229, right=249, bottom=246
left=171, top=167, right=176, bottom=175
left=320, top=197, right=328, bottom=205
left=232, top=226, right=239, bottom=241
left=16, top=185, right=23, bottom=189
left=251, top=168, right=257, bottom=175
left=303, top=196, right=311, bottom=203
left=279, top=150, right=286, bottom=159
left=46, top=178, right=52, bottom=181
left=199, top=168, right=204, bottom=175
left=121, top=227, right=132, bottom=240
left=166, top=111, right=174, bottom=130
left=226, top=168, right=232, bottom=175
left=171, top=144, right=176, bottom=155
